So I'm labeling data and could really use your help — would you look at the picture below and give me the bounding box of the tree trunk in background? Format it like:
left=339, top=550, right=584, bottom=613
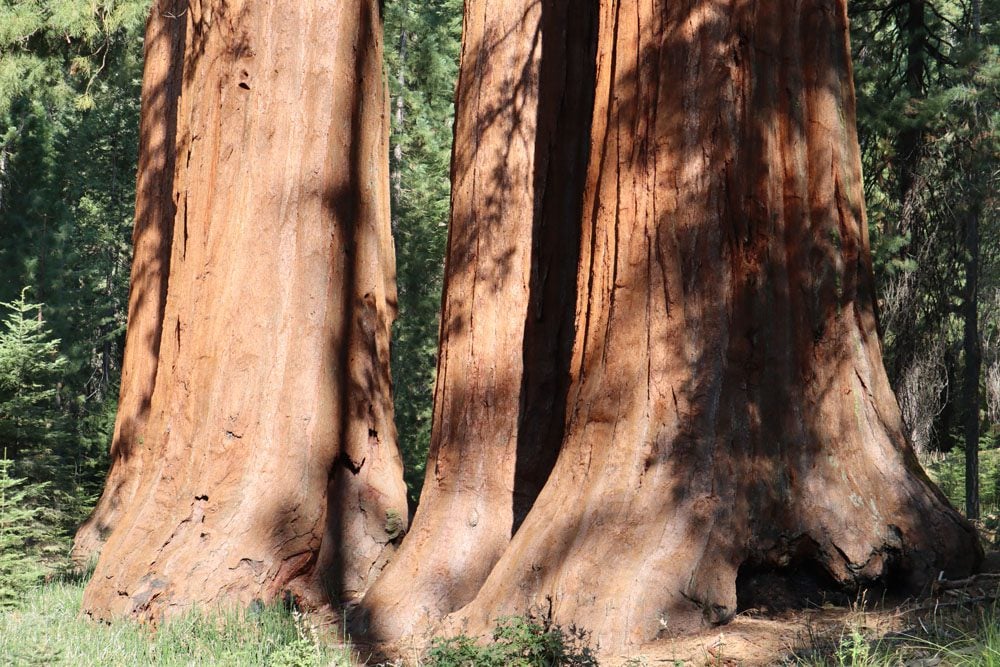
left=437, top=0, right=979, bottom=651
left=82, top=0, right=408, bottom=620
left=71, top=0, right=184, bottom=567
left=883, top=0, right=932, bottom=432
left=964, top=212, right=981, bottom=520
left=391, top=1, right=407, bottom=212
left=884, top=0, right=927, bottom=388
left=897, top=0, right=927, bottom=209
left=963, top=0, right=983, bottom=523
left=358, top=0, right=596, bottom=640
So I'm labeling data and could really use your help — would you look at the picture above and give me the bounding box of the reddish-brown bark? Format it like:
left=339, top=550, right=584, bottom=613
left=72, top=0, right=186, bottom=567
left=444, top=0, right=981, bottom=650
left=81, top=0, right=407, bottom=619
left=367, top=0, right=981, bottom=653
left=357, top=0, right=596, bottom=641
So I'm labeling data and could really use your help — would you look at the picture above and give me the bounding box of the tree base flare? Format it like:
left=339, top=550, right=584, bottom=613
left=360, top=0, right=981, bottom=652
left=80, top=0, right=408, bottom=620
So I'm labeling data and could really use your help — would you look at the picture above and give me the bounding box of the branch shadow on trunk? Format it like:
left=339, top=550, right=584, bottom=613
left=437, top=0, right=980, bottom=651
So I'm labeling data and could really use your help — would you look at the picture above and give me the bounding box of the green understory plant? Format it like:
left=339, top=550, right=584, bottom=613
left=425, top=613, right=598, bottom=667
left=0, top=452, right=47, bottom=610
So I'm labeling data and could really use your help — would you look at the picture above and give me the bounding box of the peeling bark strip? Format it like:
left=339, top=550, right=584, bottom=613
left=373, top=0, right=979, bottom=653
left=358, top=0, right=597, bottom=641
left=81, top=0, right=408, bottom=619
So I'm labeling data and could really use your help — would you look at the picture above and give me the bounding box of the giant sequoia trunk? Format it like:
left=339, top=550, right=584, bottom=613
left=81, top=0, right=408, bottom=619
left=368, top=0, right=981, bottom=653
left=358, top=0, right=595, bottom=639
left=72, top=0, right=184, bottom=566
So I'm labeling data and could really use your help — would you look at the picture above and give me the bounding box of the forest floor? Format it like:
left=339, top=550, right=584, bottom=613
left=621, top=604, right=951, bottom=665
left=611, top=552, right=1000, bottom=666
left=4, top=560, right=1000, bottom=666
left=366, top=550, right=1000, bottom=665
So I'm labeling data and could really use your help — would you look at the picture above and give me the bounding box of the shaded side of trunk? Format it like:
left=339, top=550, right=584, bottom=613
left=357, top=0, right=596, bottom=641
left=514, top=0, right=598, bottom=531
left=71, top=0, right=186, bottom=566
left=447, top=0, right=979, bottom=651
left=81, top=0, right=407, bottom=620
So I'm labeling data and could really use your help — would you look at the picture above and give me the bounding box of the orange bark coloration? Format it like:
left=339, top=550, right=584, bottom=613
left=72, top=0, right=185, bottom=566
left=368, top=0, right=980, bottom=653
left=81, top=0, right=407, bottom=619
left=358, top=0, right=596, bottom=640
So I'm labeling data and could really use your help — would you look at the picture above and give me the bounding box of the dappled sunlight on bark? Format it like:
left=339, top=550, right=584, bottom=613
left=429, top=0, right=979, bottom=652
left=80, top=0, right=408, bottom=620
left=358, top=0, right=596, bottom=642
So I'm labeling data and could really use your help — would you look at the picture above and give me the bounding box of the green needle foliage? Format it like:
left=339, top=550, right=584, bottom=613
left=0, top=291, right=68, bottom=469
left=0, top=0, right=148, bottom=116
left=384, top=0, right=462, bottom=501
left=426, top=615, right=598, bottom=667
left=0, top=452, right=47, bottom=610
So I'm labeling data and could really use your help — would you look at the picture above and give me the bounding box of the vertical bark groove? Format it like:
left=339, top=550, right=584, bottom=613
left=358, top=0, right=597, bottom=641
left=81, top=0, right=408, bottom=619
left=436, top=0, right=979, bottom=651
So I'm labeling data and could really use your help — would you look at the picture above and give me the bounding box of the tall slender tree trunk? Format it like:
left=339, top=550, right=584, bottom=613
left=368, top=0, right=980, bottom=652
left=358, top=0, right=596, bottom=640
left=390, top=1, right=408, bottom=215
left=964, top=209, right=981, bottom=520
left=81, top=0, right=408, bottom=619
left=885, top=0, right=927, bottom=389
left=962, top=0, right=984, bottom=523
left=72, top=0, right=185, bottom=566
left=897, top=0, right=927, bottom=206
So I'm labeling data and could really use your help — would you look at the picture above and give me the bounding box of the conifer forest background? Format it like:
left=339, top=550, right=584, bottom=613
left=0, top=0, right=997, bottom=613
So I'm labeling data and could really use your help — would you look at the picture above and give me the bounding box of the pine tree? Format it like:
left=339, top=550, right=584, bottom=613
left=0, top=1, right=147, bottom=515
left=0, top=452, right=47, bottom=610
left=0, top=290, right=68, bottom=469
left=383, top=0, right=462, bottom=500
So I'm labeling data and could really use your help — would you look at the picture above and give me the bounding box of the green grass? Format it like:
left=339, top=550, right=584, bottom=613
left=0, top=579, right=352, bottom=666
left=924, top=443, right=1000, bottom=519
left=0, top=584, right=599, bottom=666
left=6, top=572, right=1000, bottom=666
left=794, top=606, right=1000, bottom=666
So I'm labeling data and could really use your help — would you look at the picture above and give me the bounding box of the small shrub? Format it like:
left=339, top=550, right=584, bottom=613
left=268, top=609, right=329, bottom=667
left=831, top=628, right=876, bottom=667
left=0, top=453, right=47, bottom=609
left=425, top=613, right=598, bottom=667
left=268, top=636, right=322, bottom=667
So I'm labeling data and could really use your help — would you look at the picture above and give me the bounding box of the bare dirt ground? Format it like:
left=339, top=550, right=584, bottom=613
left=346, top=551, right=1000, bottom=665
left=610, top=550, right=1000, bottom=665
left=608, top=606, right=902, bottom=665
